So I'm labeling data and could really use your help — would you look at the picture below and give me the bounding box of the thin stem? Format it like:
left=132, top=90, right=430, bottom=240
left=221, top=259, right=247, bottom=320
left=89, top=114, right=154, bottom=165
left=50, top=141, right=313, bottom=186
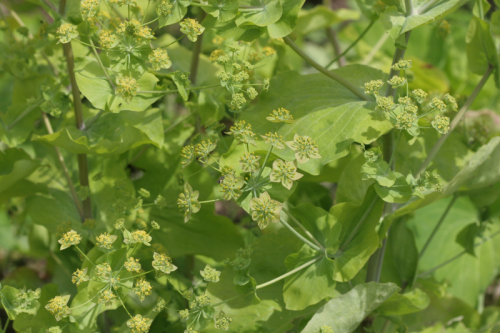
left=3, top=318, right=10, bottom=333
left=280, top=218, right=322, bottom=252
left=6, top=99, right=43, bottom=130
left=325, top=27, right=346, bottom=67
left=256, top=256, right=322, bottom=289
left=338, top=197, right=378, bottom=253
left=199, top=160, right=221, bottom=172
left=85, top=110, right=104, bottom=130
left=416, top=67, right=493, bottom=178
left=75, top=246, right=95, bottom=267
left=162, top=35, right=185, bottom=48
left=118, top=294, right=133, bottom=319
left=89, top=39, right=115, bottom=89
left=282, top=207, right=324, bottom=250
left=417, top=0, right=439, bottom=14
left=255, top=146, right=273, bottom=182
left=387, top=130, right=402, bottom=171
left=142, top=0, right=151, bottom=24
left=121, top=270, right=155, bottom=281
left=42, top=113, right=84, bottom=219
left=283, top=36, right=368, bottom=101
left=142, top=17, right=158, bottom=26
left=362, top=33, right=389, bottom=65
left=73, top=39, right=103, bottom=49
left=212, top=292, right=252, bottom=307
left=419, top=195, right=458, bottom=259
left=325, top=20, right=376, bottom=69
left=137, top=84, right=221, bottom=94
left=199, top=199, right=220, bottom=204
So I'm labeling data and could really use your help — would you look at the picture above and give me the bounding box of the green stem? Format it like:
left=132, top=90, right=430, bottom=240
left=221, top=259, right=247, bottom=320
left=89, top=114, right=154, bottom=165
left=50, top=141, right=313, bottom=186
left=85, top=110, right=104, bottom=130
left=137, top=84, right=221, bottom=94
left=118, top=293, right=133, bottom=319
left=162, top=35, right=185, bottom=48
left=256, top=256, right=322, bottom=289
left=199, top=199, right=220, bottom=204
left=212, top=292, right=252, bottom=307
left=75, top=246, right=95, bottom=267
left=325, top=20, right=376, bottom=69
left=3, top=318, right=10, bottom=333
left=280, top=218, right=322, bottom=252
left=142, top=0, right=151, bottom=24
left=362, top=32, right=390, bottom=65
left=338, top=197, right=378, bottom=254
left=142, top=17, right=158, bottom=26
left=255, top=146, right=273, bottom=182
left=73, top=39, right=103, bottom=49
left=200, top=160, right=221, bottom=172
left=415, top=67, right=493, bottom=178
left=121, top=270, right=155, bottom=281
left=189, top=11, right=206, bottom=84
left=283, top=36, right=368, bottom=101
left=325, top=27, right=346, bottom=67
left=419, top=195, right=458, bottom=259
left=282, top=207, right=324, bottom=250
left=89, top=39, right=115, bottom=89
left=387, top=130, right=402, bottom=171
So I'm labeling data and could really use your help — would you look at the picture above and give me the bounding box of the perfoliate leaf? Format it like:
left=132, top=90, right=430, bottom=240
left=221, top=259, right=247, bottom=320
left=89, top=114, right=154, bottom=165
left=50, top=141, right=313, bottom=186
left=455, top=222, right=480, bottom=257
left=235, top=0, right=283, bottom=27
left=267, top=0, right=306, bottom=38
left=375, top=288, right=430, bottom=315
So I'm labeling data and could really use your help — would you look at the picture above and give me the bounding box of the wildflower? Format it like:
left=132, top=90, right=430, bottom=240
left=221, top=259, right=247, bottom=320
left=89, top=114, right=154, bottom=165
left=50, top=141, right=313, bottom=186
left=179, top=18, right=205, bottom=42
left=127, top=314, right=152, bottom=333
left=376, top=96, right=395, bottom=112
left=152, top=252, right=178, bottom=274
left=364, top=79, right=383, bottom=95
left=212, top=36, right=224, bottom=45
left=224, top=248, right=252, bottom=270
left=179, top=309, right=189, bottom=318
left=404, top=103, right=418, bottom=114
left=151, top=221, right=160, bottom=230
left=321, top=326, right=334, bottom=333
left=196, top=294, right=211, bottom=307
left=220, top=175, right=243, bottom=200
left=270, top=159, right=303, bottom=190
left=156, top=0, right=172, bottom=17
left=71, top=268, right=89, bottom=286
left=250, top=192, right=282, bottom=229
left=210, top=49, right=224, bottom=62
left=216, top=55, right=231, bottom=65
left=387, top=75, right=406, bottom=88
left=221, top=166, right=236, bottom=176
left=58, top=230, right=82, bottom=250
left=177, top=182, right=201, bottom=222
left=117, top=20, right=139, bottom=36
left=181, top=144, right=195, bottom=168
left=392, top=59, right=412, bottom=70
left=56, top=23, right=78, bottom=44
left=153, top=297, right=165, bottom=312
left=195, top=140, right=217, bottom=162
left=266, top=107, right=294, bottom=123
left=261, top=132, right=285, bottom=149
left=134, top=279, right=152, bottom=301
left=127, top=230, right=152, bottom=246
left=227, top=120, right=251, bottom=137
left=149, top=49, right=172, bottom=71
left=155, top=194, right=168, bottom=209
left=114, top=218, right=125, bottom=229
left=242, top=60, right=253, bottom=71
left=99, top=290, right=117, bottom=306
left=398, top=96, right=412, bottom=105
left=263, top=78, right=270, bottom=91
left=95, top=263, right=112, bottom=280
left=412, top=89, right=427, bottom=103
left=430, top=97, right=447, bottom=112
left=124, top=257, right=142, bottom=272
left=285, top=134, right=321, bottom=164
left=262, top=46, right=276, bottom=56
left=116, top=76, right=138, bottom=103
left=435, top=183, right=443, bottom=192
left=200, top=264, right=221, bottom=283
left=135, top=26, right=154, bottom=43
left=444, top=93, right=458, bottom=111
left=230, top=93, right=246, bottom=110
left=364, top=148, right=380, bottom=162
left=239, top=152, right=260, bottom=172
left=247, top=87, right=258, bottom=100
left=228, top=43, right=240, bottom=53
left=96, top=232, right=117, bottom=250
left=431, top=115, right=450, bottom=134
left=214, top=310, right=233, bottom=330
left=80, top=0, right=99, bottom=21
left=394, top=111, right=417, bottom=131
left=45, top=295, right=71, bottom=321
left=14, top=287, right=40, bottom=309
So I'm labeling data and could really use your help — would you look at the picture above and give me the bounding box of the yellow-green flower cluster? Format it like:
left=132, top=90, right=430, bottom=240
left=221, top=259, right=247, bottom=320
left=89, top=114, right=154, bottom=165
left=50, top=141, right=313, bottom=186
left=149, top=49, right=172, bottom=71
left=177, top=183, right=201, bottom=222
left=128, top=230, right=152, bottom=246
left=114, top=218, right=125, bottom=229
left=80, top=0, right=99, bottom=21
left=250, top=192, right=283, bottom=229
left=200, top=264, right=221, bottom=283
left=127, top=314, right=152, bottom=333
left=14, top=287, right=40, bottom=309
left=266, top=107, right=293, bottom=123
left=96, top=232, right=117, bottom=249
left=392, top=59, right=412, bottom=70
left=444, top=93, right=458, bottom=111
left=364, top=79, right=383, bottom=95
left=152, top=252, right=178, bottom=274
left=99, top=289, right=117, bottom=306
left=151, top=221, right=160, bottom=230
left=95, top=263, right=112, bottom=280
left=398, top=96, right=412, bottom=105
left=412, top=89, right=427, bottom=103
left=58, top=230, right=82, bottom=250
left=195, top=140, right=216, bottom=161
left=71, top=268, right=89, bottom=286
left=320, top=326, right=334, bottom=333
left=431, top=115, right=450, bottom=134
left=220, top=175, right=243, bottom=200
left=261, top=132, right=285, bottom=149
left=45, top=295, right=71, bottom=321
left=179, top=309, right=189, bottom=319
left=239, top=152, right=260, bottom=172
left=270, top=159, right=303, bottom=190
left=247, top=87, right=258, bottom=100
left=181, top=144, right=195, bottom=168
left=230, top=93, right=246, bottom=110
left=286, top=134, right=321, bottom=164
left=395, top=111, right=416, bottom=130
left=156, top=0, right=172, bottom=16
left=221, top=166, right=236, bottom=176
left=404, top=103, right=418, bottom=114
left=56, top=23, right=78, bottom=44
left=210, top=49, right=224, bottom=62
left=262, top=46, right=276, bottom=56
left=179, top=18, right=205, bottom=42
left=124, top=257, right=142, bottom=272
left=116, top=76, right=138, bottom=103
left=387, top=75, right=406, bottom=88
left=134, top=279, right=153, bottom=301
left=195, top=294, right=211, bottom=307
left=376, top=96, right=395, bottom=112
left=430, top=97, right=447, bottom=112
left=214, top=310, right=233, bottom=331
left=153, top=297, right=166, bottom=312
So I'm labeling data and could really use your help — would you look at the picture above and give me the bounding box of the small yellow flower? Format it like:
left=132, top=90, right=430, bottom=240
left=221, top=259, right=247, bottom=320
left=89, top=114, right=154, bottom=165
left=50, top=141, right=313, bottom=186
left=152, top=252, right=178, bottom=274
left=200, top=264, right=221, bottom=283
left=96, top=232, right=117, bottom=250
left=249, top=192, right=282, bottom=229
left=71, top=268, right=90, bottom=286
left=239, top=152, right=260, bottom=172
left=134, top=278, right=152, bottom=302
left=58, top=230, right=82, bottom=250
left=45, top=296, right=71, bottom=321
left=179, top=18, right=205, bottom=42
left=116, top=76, right=138, bottom=103
left=270, top=159, right=303, bottom=190
left=431, top=115, right=450, bottom=134
left=98, top=289, right=117, bottom=306
left=266, top=107, right=294, bottom=123
left=214, top=310, right=232, bottom=330
left=80, top=0, right=99, bottom=21
left=124, top=257, right=142, bottom=272
left=285, top=134, right=321, bottom=164
left=127, top=314, right=152, bottom=333
left=149, top=49, right=172, bottom=71
left=56, top=23, right=78, bottom=44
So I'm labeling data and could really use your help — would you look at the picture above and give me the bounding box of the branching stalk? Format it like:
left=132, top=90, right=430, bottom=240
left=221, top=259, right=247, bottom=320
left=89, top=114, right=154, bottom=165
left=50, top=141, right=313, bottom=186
left=282, top=207, right=324, bottom=250
left=256, top=256, right=322, bottom=289
left=280, top=218, right=322, bottom=252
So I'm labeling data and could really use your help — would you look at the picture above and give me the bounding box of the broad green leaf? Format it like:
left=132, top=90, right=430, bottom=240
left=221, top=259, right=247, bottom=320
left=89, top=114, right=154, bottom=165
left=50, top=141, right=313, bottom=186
left=336, top=151, right=374, bottom=205
left=235, top=0, right=283, bottom=27
left=388, top=220, right=419, bottom=285
left=380, top=0, right=469, bottom=40
left=375, top=172, right=413, bottom=203
left=242, top=66, right=392, bottom=175
left=0, top=148, right=41, bottom=194
left=361, top=159, right=397, bottom=187
left=294, top=5, right=360, bottom=35
left=201, top=0, right=239, bottom=22
left=466, top=16, right=498, bottom=75
left=0, top=285, right=20, bottom=319
left=301, top=282, right=400, bottom=333
left=492, top=11, right=500, bottom=35
left=455, top=222, right=480, bottom=257
left=356, top=0, right=383, bottom=20
left=158, top=0, right=192, bottom=27
left=283, top=245, right=337, bottom=311
left=376, top=288, right=430, bottom=315
left=33, top=108, right=164, bottom=155
left=267, top=0, right=306, bottom=38
left=203, top=15, right=265, bottom=42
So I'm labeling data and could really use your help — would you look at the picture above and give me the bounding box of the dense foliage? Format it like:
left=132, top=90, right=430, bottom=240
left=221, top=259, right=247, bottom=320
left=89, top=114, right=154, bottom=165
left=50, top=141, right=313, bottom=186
left=1, top=0, right=500, bottom=332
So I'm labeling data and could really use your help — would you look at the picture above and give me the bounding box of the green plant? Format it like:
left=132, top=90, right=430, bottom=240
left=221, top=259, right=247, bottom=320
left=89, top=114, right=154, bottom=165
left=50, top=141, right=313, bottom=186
left=1, top=0, right=500, bottom=332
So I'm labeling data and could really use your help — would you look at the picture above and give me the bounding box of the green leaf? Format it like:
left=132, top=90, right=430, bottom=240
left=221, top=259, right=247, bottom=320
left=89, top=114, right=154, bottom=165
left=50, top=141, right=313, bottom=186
left=336, top=151, right=374, bottom=205
left=455, top=222, right=480, bottom=257
left=0, top=148, right=41, bottom=194
left=374, top=172, right=413, bottom=203
left=0, top=285, right=20, bottom=319
left=466, top=16, right=498, bottom=75
left=201, top=0, right=239, bottom=22
left=33, top=108, right=164, bottom=155
left=361, top=159, right=397, bottom=187
left=301, top=282, right=400, bottom=333
left=283, top=245, right=337, bottom=311
left=204, top=15, right=264, bottom=42
left=387, top=220, right=419, bottom=285
left=242, top=66, right=392, bottom=175
left=171, top=71, right=191, bottom=101
left=375, top=288, right=430, bottom=315
left=158, top=0, right=192, bottom=27
left=492, top=11, right=500, bottom=35
left=267, top=0, right=306, bottom=38
left=380, top=0, right=469, bottom=40
left=294, top=5, right=360, bottom=35
left=235, top=0, right=283, bottom=27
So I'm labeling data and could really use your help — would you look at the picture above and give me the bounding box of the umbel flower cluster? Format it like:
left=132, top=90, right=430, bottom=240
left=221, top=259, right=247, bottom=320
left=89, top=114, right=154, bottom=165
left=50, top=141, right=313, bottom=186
left=178, top=108, right=320, bottom=229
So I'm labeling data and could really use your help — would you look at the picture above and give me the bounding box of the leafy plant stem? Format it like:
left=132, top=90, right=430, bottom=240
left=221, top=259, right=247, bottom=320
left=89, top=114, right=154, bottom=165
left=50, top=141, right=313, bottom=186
left=282, top=207, right=324, bottom=250
left=89, top=39, right=115, bottom=89
left=42, top=113, right=84, bottom=219
left=189, top=11, right=206, bottom=84
left=280, top=218, right=322, bottom=252
left=3, top=318, right=10, bottom=332
left=418, top=195, right=458, bottom=259
left=325, top=20, right=375, bottom=69
left=121, top=270, right=155, bottom=281
left=255, top=146, right=273, bottom=182
left=6, top=99, right=43, bottom=130
left=256, top=256, right=322, bottom=289
left=415, top=66, right=493, bottom=178
left=75, top=246, right=95, bottom=267
left=199, top=199, right=220, bottom=203
left=118, top=293, right=133, bottom=319
left=387, top=130, right=402, bottom=171
left=283, top=36, right=369, bottom=101
left=142, top=0, right=151, bottom=24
